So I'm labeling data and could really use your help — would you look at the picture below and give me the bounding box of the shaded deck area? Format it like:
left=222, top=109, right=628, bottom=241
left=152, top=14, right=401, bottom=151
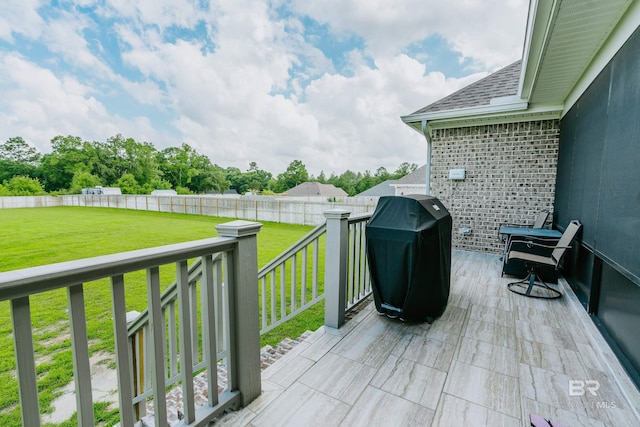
left=215, top=251, right=640, bottom=426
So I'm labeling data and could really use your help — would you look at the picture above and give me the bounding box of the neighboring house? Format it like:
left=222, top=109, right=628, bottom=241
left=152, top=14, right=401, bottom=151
left=284, top=182, right=348, bottom=197
left=402, top=0, right=640, bottom=387
left=355, top=179, right=398, bottom=197
left=390, top=165, right=426, bottom=196
left=81, top=186, right=122, bottom=195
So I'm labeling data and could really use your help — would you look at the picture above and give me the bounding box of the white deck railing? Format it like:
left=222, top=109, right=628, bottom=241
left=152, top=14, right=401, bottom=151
left=0, top=220, right=263, bottom=427
left=1, top=210, right=372, bottom=426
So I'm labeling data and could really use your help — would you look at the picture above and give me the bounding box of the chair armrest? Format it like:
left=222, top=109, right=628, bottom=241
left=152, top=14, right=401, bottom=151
left=507, top=238, right=571, bottom=253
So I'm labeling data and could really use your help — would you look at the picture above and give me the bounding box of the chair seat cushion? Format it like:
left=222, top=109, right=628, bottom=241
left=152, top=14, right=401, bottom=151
left=508, top=250, right=555, bottom=266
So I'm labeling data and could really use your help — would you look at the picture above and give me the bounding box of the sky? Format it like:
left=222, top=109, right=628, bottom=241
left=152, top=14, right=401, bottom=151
left=0, top=0, right=529, bottom=177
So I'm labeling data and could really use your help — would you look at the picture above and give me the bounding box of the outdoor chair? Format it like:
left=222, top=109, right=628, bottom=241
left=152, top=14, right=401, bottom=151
left=505, top=220, right=582, bottom=299
left=498, top=209, right=549, bottom=240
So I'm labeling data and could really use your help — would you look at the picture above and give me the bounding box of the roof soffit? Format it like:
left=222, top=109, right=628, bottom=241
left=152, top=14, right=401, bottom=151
left=522, top=0, right=634, bottom=105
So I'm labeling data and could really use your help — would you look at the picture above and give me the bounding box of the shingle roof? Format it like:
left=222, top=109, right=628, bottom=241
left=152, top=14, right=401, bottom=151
left=392, top=165, right=426, bottom=185
left=410, top=60, right=522, bottom=115
left=356, top=180, right=398, bottom=197
left=285, top=182, right=348, bottom=197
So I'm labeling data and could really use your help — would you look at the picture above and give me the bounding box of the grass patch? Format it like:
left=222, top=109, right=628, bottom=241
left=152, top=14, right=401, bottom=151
left=0, top=207, right=325, bottom=426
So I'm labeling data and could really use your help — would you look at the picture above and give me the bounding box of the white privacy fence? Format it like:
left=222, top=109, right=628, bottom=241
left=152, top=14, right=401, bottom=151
left=0, top=195, right=378, bottom=225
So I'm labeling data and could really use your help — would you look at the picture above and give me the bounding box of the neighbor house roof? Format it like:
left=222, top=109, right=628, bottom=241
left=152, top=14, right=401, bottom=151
left=356, top=180, right=398, bottom=197
left=285, top=182, right=348, bottom=197
left=391, top=166, right=426, bottom=186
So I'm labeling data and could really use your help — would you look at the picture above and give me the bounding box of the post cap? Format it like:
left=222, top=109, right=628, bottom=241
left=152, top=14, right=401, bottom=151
left=216, top=220, right=263, bottom=237
left=324, top=209, right=351, bottom=219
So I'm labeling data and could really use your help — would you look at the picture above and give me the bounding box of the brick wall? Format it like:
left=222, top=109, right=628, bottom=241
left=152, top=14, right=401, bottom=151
left=430, top=120, right=560, bottom=253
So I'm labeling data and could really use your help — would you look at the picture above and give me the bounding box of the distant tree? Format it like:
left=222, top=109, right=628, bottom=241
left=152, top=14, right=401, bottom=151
left=328, top=170, right=359, bottom=196
left=245, top=162, right=272, bottom=193
left=0, top=137, right=41, bottom=165
left=5, top=175, right=46, bottom=195
left=70, top=171, right=101, bottom=193
left=38, top=135, right=95, bottom=191
left=140, top=177, right=173, bottom=194
left=0, top=137, right=41, bottom=182
left=374, top=166, right=391, bottom=181
left=93, top=134, right=159, bottom=187
left=0, top=184, right=10, bottom=196
left=176, top=186, right=194, bottom=195
left=354, top=170, right=376, bottom=195
left=159, top=143, right=227, bottom=193
left=393, top=162, right=418, bottom=178
left=274, top=160, right=309, bottom=193
left=225, top=163, right=272, bottom=194
left=116, top=173, right=140, bottom=194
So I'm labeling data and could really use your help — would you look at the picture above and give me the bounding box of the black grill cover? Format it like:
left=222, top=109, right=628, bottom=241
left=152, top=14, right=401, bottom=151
left=366, top=195, right=452, bottom=322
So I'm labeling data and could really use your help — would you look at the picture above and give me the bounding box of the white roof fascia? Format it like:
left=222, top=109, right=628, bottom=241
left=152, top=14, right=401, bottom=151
left=400, top=98, right=529, bottom=124
left=518, top=0, right=559, bottom=100
left=401, top=102, right=563, bottom=134
left=563, top=0, right=640, bottom=116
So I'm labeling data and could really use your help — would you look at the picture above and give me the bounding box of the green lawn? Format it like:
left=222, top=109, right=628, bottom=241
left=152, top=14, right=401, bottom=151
left=0, top=207, right=323, bottom=426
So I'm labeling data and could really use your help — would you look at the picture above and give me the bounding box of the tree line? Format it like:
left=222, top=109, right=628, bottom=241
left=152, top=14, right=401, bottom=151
left=0, top=135, right=417, bottom=197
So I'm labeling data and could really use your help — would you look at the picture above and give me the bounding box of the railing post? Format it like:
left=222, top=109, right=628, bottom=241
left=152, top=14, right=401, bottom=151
left=324, top=209, right=350, bottom=329
left=216, top=220, right=263, bottom=406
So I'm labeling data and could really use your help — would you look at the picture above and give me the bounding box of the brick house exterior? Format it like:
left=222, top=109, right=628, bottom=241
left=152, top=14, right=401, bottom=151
left=401, top=61, right=560, bottom=252
left=430, top=120, right=559, bottom=252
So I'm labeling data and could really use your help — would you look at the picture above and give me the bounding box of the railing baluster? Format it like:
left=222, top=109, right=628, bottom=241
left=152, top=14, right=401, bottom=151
left=361, top=222, right=369, bottom=296
left=177, top=260, right=196, bottom=423
left=189, top=275, right=199, bottom=366
left=138, top=326, right=148, bottom=418
left=215, top=258, right=226, bottom=359
left=201, top=254, right=219, bottom=406
left=261, top=277, right=267, bottom=330
left=312, top=239, right=319, bottom=299
left=111, top=274, right=135, bottom=427
left=270, top=272, right=276, bottom=325
left=351, top=224, right=361, bottom=304
left=68, top=284, right=95, bottom=426
left=223, top=251, right=238, bottom=391
left=291, top=254, right=297, bottom=312
left=11, top=297, right=41, bottom=427
left=146, top=266, right=168, bottom=426
left=168, top=301, right=177, bottom=379
left=301, top=246, right=307, bottom=306
left=280, top=262, right=286, bottom=319
left=349, top=225, right=356, bottom=304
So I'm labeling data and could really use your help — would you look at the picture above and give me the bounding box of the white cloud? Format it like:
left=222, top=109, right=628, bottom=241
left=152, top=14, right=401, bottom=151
left=0, top=0, right=529, bottom=176
left=0, top=0, right=45, bottom=42
left=291, top=0, right=528, bottom=70
left=0, top=53, right=166, bottom=151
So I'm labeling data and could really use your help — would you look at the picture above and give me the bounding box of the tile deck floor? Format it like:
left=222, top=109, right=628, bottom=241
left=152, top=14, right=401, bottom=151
left=214, top=250, right=640, bottom=426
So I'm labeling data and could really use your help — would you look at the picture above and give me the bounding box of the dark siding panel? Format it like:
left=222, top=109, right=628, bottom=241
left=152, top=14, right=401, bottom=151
left=554, top=110, right=576, bottom=228
left=595, top=32, right=640, bottom=281
left=569, top=68, right=609, bottom=247
left=597, top=263, right=640, bottom=379
left=556, top=27, right=640, bottom=388
left=563, top=242, right=595, bottom=310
